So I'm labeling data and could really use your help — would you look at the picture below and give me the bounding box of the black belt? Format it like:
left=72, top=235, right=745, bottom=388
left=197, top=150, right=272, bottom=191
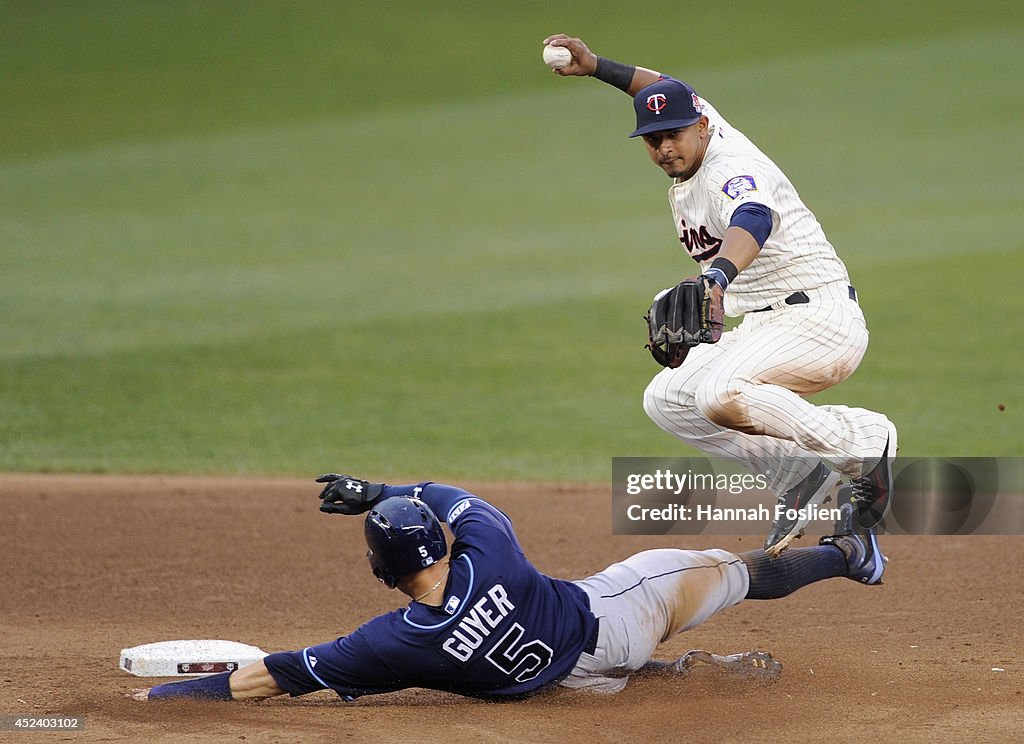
left=583, top=618, right=601, bottom=655
left=752, top=285, right=857, bottom=313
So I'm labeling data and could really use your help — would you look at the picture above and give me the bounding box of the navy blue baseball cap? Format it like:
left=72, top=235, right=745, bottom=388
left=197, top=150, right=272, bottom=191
left=629, top=78, right=704, bottom=138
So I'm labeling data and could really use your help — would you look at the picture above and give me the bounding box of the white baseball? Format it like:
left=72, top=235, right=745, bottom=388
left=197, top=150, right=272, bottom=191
left=542, top=44, right=573, bottom=70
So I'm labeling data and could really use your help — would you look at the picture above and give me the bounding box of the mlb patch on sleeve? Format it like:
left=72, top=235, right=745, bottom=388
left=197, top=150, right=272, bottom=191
left=721, top=175, right=758, bottom=199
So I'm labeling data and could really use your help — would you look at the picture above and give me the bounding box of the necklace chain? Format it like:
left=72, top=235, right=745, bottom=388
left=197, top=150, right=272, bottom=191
left=413, top=566, right=450, bottom=603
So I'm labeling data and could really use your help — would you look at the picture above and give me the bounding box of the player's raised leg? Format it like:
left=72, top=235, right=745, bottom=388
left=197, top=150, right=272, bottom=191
left=643, top=336, right=832, bottom=494
left=643, top=328, right=845, bottom=554
left=688, top=295, right=896, bottom=481
left=651, top=294, right=898, bottom=536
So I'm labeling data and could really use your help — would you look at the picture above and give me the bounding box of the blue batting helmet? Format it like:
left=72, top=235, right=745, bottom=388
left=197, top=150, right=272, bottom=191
left=364, top=496, right=447, bottom=589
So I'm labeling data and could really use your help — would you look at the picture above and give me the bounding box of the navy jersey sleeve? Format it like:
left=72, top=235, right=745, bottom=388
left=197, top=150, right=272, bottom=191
left=264, top=614, right=423, bottom=700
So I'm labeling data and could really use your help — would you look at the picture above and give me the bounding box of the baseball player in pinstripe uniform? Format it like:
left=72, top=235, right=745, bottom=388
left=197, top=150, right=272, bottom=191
left=544, top=35, right=898, bottom=556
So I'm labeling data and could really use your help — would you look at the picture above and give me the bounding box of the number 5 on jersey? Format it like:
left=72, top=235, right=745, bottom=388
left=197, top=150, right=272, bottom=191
left=485, top=623, right=554, bottom=683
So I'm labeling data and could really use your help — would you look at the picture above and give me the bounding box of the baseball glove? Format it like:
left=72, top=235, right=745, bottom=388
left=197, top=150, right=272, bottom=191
left=316, top=473, right=385, bottom=515
left=645, top=276, right=725, bottom=368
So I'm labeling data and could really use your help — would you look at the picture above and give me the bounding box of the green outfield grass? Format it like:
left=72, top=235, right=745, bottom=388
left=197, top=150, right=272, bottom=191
left=2, top=1, right=1022, bottom=479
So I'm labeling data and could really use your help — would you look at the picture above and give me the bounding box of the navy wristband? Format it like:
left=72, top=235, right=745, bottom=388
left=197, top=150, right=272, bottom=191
left=592, top=56, right=636, bottom=92
left=704, top=257, right=739, bottom=290
left=148, top=671, right=233, bottom=700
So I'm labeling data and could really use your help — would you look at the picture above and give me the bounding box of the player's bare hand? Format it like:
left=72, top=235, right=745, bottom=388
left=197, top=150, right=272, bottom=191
left=542, top=34, right=597, bottom=76
left=130, top=688, right=151, bottom=701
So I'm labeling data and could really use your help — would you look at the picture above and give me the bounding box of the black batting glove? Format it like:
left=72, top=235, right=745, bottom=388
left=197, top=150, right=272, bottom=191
left=315, top=473, right=385, bottom=515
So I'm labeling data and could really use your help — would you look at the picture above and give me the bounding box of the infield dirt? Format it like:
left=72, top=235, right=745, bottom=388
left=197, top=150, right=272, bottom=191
left=1, top=474, right=1020, bottom=743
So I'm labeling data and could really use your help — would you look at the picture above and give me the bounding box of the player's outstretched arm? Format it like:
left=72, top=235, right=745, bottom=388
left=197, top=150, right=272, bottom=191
left=543, top=34, right=662, bottom=95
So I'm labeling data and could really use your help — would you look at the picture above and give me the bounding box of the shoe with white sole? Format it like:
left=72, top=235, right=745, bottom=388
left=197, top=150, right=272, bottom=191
left=819, top=488, right=887, bottom=585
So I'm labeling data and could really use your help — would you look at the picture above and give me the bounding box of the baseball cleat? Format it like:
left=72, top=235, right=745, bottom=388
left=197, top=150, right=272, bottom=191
left=673, top=650, right=782, bottom=681
left=850, top=421, right=899, bottom=529
left=819, top=490, right=887, bottom=584
left=763, top=461, right=841, bottom=557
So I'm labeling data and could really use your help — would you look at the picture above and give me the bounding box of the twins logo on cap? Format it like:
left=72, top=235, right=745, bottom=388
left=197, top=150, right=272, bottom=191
left=646, top=93, right=668, bottom=114
left=630, top=78, right=703, bottom=138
